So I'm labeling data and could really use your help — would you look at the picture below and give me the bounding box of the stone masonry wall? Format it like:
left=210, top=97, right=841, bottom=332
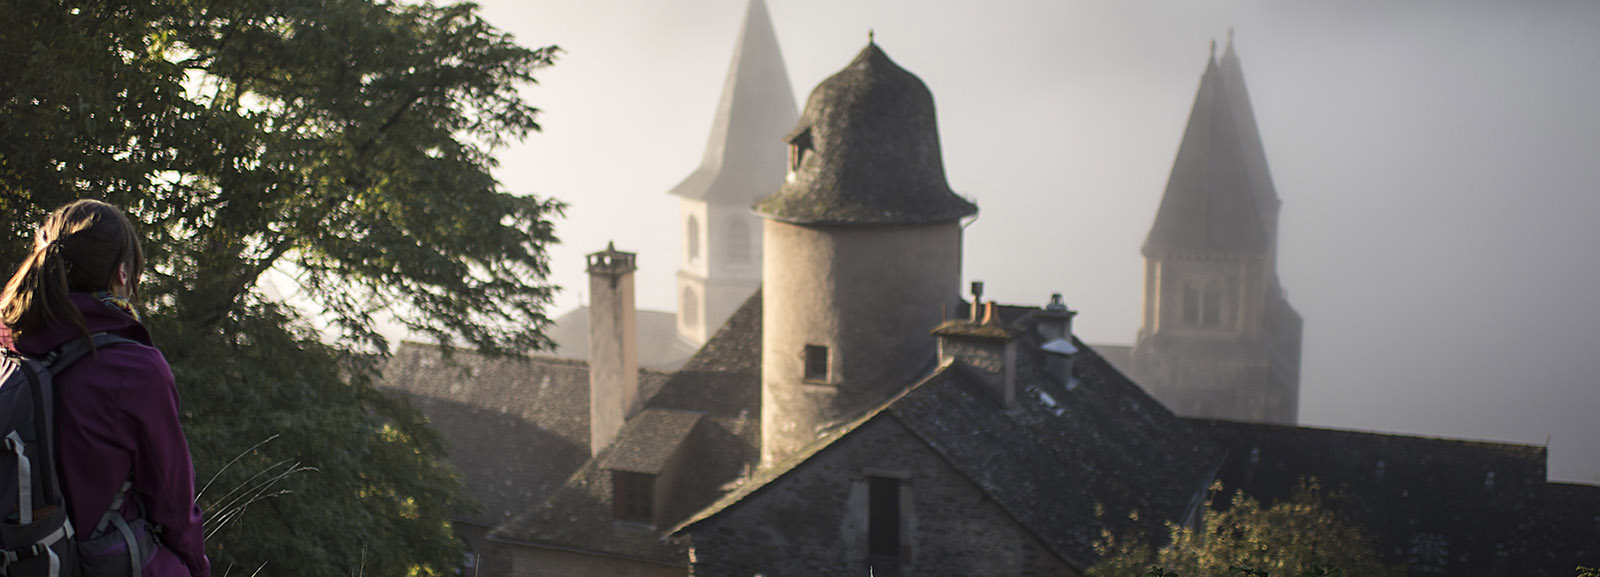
left=687, top=417, right=1076, bottom=577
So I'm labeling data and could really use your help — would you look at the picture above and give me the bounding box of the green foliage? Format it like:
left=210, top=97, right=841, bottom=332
left=1578, top=566, right=1599, bottom=577
left=1089, top=481, right=1402, bottom=577
left=2, top=0, right=560, bottom=574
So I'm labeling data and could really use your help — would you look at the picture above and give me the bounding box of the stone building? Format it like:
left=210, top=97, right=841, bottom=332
left=379, top=24, right=1600, bottom=577
left=1098, top=35, right=1303, bottom=425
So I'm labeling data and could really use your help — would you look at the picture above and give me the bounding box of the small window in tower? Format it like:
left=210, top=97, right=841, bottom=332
left=612, top=470, right=655, bottom=524
left=686, top=215, right=701, bottom=262
left=726, top=217, right=751, bottom=263
left=788, top=129, right=813, bottom=176
left=803, top=345, right=829, bottom=382
left=1183, top=285, right=1201, bottom=325
left=868, top=476, right=901, bottom=565
left=1202, top=284, right=1222, bottom=326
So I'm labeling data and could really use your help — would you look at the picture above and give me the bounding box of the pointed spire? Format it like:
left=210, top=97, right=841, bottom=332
left=667, top=0, right=800, bottom=204
left=1144, top=39, right=1280, bottom=257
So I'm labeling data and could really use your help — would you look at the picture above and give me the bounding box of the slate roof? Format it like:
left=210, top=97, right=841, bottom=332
left=599, top=409, right=703, bottom=474
left=489, top=290, right=764, bottom=562
left=1192, top=419, right=1592, bottom=575
left=379, top=343, right=671, bottom=526
left=1145, top=39, right=1279, bottom=257
left=543, top=306, right=696, bottom=370
left=668, top=0, right=799, bottom=205
left=679, top=307, right=1224, bottom=571
left=753, top=42, right=977, bottom=226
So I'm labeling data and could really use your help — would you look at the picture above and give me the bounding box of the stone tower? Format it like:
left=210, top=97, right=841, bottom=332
left=757, top=41, right=978, bottom=465
left=1130, top=36, right=1303, bottom=424
left=669, top=0, right=799, bottom=346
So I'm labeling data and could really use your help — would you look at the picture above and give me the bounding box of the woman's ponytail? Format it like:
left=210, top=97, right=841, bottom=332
left=1, top=200, right=143, bottom=340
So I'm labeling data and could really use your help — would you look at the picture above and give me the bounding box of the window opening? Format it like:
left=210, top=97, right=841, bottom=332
left=1183, top=285, right=1200, bottom=325
left=686, top=215, right=701, bottom=262
left=804, top=345, right=829, bottom=382
left=868, top=476, right=901, bottom=560
left=1202, top=283, right=1222, bottom=326
left=788, top=129, right=813, bottom=175
left=612, top=470, right=655, bottom=524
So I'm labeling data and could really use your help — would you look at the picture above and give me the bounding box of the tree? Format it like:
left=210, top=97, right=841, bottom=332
left=1, top=0, right=561, bottom=574
left=1088, top=481, right=1403, bottom=577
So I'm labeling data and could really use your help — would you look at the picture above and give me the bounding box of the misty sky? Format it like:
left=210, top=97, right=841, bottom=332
left=449, top=0, right=1600, bottom=482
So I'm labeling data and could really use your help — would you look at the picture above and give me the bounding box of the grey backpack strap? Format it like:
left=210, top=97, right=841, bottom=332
left=94, top=479, right=134, bottom=535
left=95, top=478, right=141, bottom=577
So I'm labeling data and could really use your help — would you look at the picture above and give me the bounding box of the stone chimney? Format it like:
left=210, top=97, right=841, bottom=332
left=587, top=242, right=639, bottom=456
left=1036, top=293, right=1079, bottom=385
left=933, top=283, right=1018, bottom=408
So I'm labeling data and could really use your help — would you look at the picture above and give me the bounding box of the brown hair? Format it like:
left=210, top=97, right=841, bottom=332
left=0, top=200, right=145, bottom=341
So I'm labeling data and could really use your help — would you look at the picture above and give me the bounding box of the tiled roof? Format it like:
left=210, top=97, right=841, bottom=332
left=599, top=409, right=704, bottom=474
left=379, top=343, right=670, bottom=526
left=1192, top=419, right=1578, bottom=574
left=753, top=42, right=977, bottom=226
left=489, top=291, right=765, bottom=560
left=678, top=307, right=1224, bottom=571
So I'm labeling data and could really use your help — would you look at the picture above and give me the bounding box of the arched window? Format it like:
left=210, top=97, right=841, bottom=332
left=686, top=215, right=700, bottom=262
left=726, top=217, right=751, bottom=263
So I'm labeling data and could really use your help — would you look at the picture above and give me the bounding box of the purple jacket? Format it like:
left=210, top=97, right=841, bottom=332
left=2, top=294, right=209, bottom=577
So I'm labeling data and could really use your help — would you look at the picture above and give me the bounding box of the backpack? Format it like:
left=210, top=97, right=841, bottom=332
left=0, top=333, right=152, bottom=577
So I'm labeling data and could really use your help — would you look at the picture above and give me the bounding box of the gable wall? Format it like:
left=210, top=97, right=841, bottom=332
left=687, top=417, right=1076, bottom=577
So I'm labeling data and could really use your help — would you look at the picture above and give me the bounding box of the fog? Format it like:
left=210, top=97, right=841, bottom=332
left=455, top=0, right=1600, bottom=482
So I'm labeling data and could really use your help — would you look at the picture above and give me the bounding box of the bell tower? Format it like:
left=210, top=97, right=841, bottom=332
left=669, top=0, right=798, bottom=346
left=1131, top=35, right=1302, bottom=424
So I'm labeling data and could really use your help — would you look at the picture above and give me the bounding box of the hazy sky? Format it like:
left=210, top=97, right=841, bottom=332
left=451, top=0, right=1600, bottom=482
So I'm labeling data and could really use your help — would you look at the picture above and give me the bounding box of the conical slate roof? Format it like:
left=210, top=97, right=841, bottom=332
left=1144, top=38, right=1280, bottom=256
left=667, top=0, right=799, bottom=204
left=754, top=42, right=977, bottom=226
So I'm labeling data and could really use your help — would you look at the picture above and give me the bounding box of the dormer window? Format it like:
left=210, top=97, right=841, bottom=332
left=788, top=128, right=813, bottom=179
left=612, top=470, right=655, bottom=525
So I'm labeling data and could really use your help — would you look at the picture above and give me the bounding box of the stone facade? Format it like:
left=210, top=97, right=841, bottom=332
left=685, top=417, right=1077, bottom=577
left=760, top=220, right=963, bottom=464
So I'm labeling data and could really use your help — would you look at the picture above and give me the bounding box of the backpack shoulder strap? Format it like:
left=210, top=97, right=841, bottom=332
left=28, top=333, right=140, bottom=511
left=41, top=333, right=140, bottom=376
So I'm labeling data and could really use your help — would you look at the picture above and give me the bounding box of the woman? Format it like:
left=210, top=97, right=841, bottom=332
left=0, top=200, right=209, bottom=577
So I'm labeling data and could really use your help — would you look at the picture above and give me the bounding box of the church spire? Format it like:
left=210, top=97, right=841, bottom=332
left=1144, top=37, right=1279, bottom=258
left=667, top=0, right=799, bottom=203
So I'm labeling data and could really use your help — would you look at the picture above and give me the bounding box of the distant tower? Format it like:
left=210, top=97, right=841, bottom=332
left=757, top=41, right=978, bottom=465
left=669, top=0, right=799, bottom=346
left=1131, top=36, right=1303, bottom=424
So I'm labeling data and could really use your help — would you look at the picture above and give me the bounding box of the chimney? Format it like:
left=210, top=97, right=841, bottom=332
left=1036, top=293, right=1079, bottom=385
left=587, top=242, right=639, bottom=456
left=933, top=283, right=1018, bottom=408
